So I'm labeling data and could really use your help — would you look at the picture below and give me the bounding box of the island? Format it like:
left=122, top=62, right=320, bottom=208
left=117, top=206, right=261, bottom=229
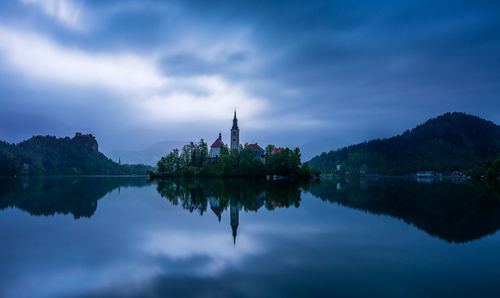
left=150, top=110, right=315, bottom=178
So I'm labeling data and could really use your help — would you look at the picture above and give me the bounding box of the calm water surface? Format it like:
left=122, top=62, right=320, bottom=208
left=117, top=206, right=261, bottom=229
left=1, top=177, right=500, bottom=298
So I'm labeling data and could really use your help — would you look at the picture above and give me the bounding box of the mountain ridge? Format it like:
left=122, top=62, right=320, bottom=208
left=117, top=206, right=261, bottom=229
left=0, top=133, right=152, bottom=176
left=307, top=112, right=500, bottom=175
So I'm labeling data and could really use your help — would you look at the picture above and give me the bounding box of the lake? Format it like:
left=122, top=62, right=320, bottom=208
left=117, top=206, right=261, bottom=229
left=1, top=177, right=500, bottom=297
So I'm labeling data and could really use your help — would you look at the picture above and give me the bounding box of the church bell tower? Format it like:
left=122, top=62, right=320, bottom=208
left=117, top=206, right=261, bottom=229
left=230, top=110, right=240, bottom=151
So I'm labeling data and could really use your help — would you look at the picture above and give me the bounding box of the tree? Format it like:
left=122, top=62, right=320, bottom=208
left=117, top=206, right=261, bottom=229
left=154, top=141, right=310, bottom=178
left=294, top=147, right=302, bottom=164
left=198, top=139, right=208, bottom=163
left=220, top=144, right=229, bottom=156
left=265, top=144, right=275, bottom=156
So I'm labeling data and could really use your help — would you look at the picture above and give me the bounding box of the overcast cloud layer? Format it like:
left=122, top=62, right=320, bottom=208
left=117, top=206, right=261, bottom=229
left=0, top=0, right=499, bottom=161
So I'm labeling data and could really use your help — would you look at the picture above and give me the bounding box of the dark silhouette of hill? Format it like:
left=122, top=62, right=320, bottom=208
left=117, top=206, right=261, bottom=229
left=0, top=133, right=153, bottom=176
left=0, top=177, right=148, bottom=218
left=309, top=178, right=500, bottom=243
left=307, top=112, right=500, bottom=175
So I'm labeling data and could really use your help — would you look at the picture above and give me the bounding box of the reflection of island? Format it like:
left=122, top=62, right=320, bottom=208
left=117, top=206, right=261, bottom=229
left=154, top=179, right=309, bottom=244
left=0, top=177, right=148, bottom=218
left=309, top=178, right=500, bottom=243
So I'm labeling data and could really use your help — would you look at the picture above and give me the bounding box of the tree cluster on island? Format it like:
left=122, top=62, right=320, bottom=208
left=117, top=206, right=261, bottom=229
left=151, top=140, right=315, bottom=178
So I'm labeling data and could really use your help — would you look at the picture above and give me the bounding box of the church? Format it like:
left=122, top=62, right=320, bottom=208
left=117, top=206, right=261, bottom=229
left=210, top=110, right=240, bottom=158
left=210, top=110, right=265, bottom=161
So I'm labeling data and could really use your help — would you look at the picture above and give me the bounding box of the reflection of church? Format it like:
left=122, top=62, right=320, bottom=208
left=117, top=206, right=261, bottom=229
left=208, top=195, right=265, bottom=246
left=230, top=203, right=239, bottom=245
left=209, top=197, right=241, bottom=245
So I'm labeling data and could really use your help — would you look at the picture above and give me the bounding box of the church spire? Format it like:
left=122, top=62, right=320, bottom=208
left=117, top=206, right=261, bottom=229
left=230, top=110, right=240, bottom=151
left=232, top=109, right=238, bottom=130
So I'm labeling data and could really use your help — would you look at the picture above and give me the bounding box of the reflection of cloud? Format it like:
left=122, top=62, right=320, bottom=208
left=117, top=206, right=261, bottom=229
left=142, top=230, right=262, bottom=275
left=20, top=0, right=83, bottom=30
left=7, top=262, right=162, bottom=298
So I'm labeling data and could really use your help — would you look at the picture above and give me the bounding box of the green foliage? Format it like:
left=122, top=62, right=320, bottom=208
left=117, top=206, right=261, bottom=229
left=154, top=142, right=311, bottom=178
left=466, top=154, right=500, bottom=182
left=307, top=112, right=500, bottom=175
left=0, top=135, right=152, bottom=176
left=265, top=144, right=275, bottom=156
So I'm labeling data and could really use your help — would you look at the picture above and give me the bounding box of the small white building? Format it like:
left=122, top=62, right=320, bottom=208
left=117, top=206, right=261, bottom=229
left=210, top=133, right=223, bottom=158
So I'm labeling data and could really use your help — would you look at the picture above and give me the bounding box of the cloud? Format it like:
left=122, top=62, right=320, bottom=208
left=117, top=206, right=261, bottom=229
left=0, top=25, right=268, bottom=125
left=141, top=76, right=266, bottom=124
left=0, top=26, right=165, bottom=92
left=20, top=0, right=83, bottom=30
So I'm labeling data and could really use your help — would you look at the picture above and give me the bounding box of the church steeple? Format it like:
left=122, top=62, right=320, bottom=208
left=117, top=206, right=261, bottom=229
left=230, top=110, right=240, bottom=151
left=232, top=109, right=239, bottom=130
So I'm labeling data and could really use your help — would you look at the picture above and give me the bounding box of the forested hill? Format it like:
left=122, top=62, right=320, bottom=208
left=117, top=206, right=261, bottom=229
left=307, top=113, right=500, bottom=175
left=0, top=133, right=152, bottom=176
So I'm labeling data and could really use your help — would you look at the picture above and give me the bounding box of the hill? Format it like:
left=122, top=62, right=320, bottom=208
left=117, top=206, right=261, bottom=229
left=307, top=112, right=500, bottom=175
left=0, top=133, right=153, bottom=176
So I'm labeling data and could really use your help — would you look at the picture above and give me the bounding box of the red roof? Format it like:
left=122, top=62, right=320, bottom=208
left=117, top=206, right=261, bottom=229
left=211, top=137, right=223, bottom=148
left=246, top=143, right=264, bottom=151
left=272, top=148, right=282, bottom=154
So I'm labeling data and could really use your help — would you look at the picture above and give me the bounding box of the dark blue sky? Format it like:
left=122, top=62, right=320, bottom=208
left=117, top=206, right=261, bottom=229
left=0, top=0, right=499, bottom=161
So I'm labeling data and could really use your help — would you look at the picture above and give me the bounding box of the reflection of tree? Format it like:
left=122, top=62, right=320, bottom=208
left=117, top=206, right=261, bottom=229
left=153, top=178, right=310, bottom=245
left=0, top=177, right=147, bottom=218
left=309, top=178, right=500, bottom=243
left=153, top=178, right=309, bottom=215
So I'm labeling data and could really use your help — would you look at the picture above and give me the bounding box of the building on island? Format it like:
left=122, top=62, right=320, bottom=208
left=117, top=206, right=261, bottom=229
left=210, top=132, right=223, bottom=158
left=210, top=110, right=266, bottom=162
left=245, top=143, right=266, bottom=163
left=230, top=110, right=240, bottom=151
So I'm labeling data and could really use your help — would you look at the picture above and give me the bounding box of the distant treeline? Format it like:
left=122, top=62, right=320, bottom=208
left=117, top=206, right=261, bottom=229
left=467, top=155, right=500, bottom=181
left=307, top=112, right=500, bottom=175
left=0, top=134, right=152, bottom=176
left=152, top=140, right=315, bottom=178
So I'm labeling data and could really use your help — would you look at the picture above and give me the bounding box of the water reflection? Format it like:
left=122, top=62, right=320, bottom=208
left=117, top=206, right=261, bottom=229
left=154, top=179, right=310, bottom=245
left=0, top=177, right=148, bottom=218
left=1, top=177, right=500, bottom=297
left=1, top=176, right=500, bottom=244
left=310, top=178, right=500, bottom=242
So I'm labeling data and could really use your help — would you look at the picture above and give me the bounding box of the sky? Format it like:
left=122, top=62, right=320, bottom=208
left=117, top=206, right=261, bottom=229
left=0, top=0, right=499, bottom=162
